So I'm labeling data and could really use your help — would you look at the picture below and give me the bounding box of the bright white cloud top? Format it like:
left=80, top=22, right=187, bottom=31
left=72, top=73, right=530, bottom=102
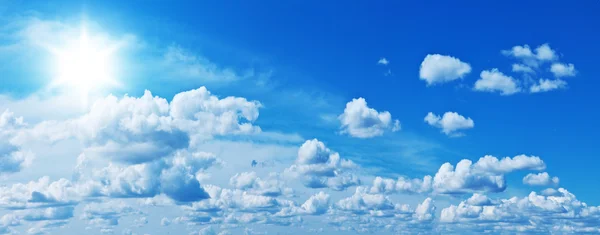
left=424, top=111, right=474, bottom=137
left=523, top=172, right=559, bottom=186
left=419, top=54, right=471, bottom=85
left=338, top=98, right=400, bottom=138
left=550, top=63, right=577, bottom=78
left=474, top=69, right=521, bottom=95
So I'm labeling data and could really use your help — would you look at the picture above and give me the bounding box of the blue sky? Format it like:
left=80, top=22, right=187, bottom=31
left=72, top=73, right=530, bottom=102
left=1, top=0, right=600, bottom=234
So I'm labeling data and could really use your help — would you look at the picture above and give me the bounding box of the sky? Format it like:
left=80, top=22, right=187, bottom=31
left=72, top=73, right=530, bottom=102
left=1, top=0, right=600, bottom=234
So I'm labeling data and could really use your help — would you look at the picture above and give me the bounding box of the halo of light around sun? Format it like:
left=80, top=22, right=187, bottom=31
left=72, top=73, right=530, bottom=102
left=49, top=24, right=122, bottom=97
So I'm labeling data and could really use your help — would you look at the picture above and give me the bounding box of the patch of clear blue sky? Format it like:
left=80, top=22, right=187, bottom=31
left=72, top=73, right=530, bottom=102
left=1, top=0, right=600, bottom=203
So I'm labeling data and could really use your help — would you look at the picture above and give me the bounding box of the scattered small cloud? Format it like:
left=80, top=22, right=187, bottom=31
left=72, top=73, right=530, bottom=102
left=474, top=69, right=520, bottom=95
left=424, top=111, right=474, bottom=137
left=419, top=54, right=472, bottom=85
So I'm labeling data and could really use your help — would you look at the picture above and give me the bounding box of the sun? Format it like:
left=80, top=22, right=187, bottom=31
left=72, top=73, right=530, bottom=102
left=49, top=25, right=121, bottom=98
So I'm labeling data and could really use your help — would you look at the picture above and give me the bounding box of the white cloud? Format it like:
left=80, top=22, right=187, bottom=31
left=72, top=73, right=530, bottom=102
left=17, top=86, right=261, bottom=164
left=276, top=191, right=331, bottom=217
left=0, top=176, right=81, bottom=210
left=523, top=172, right=559, bottom=186
left=338, top=98, right=400, bottom=138
left=424, top=112, right=474, bottom=137
left=73, top=149, right=220, bottom=202
left=336, top=187, right=400, bottom=214
left=432, top=154, right=545, bottom=194
left=440, top=188, right=600, bottom=233
left=0, top=110, right=33, bottom=174
left=474, top=69, right=520, bottom=95
left=550, top=63, right=576, bottom=78
left=377, top=58, right=389, bottom=65
left=229, top=172, right=292, bottom=197
left=433, top=160, right=506, bottom=194
left=465, top=193, right=493, bottom=206
left=472, top=154, right=545, bottom=174
left=511, top=64, right=535, bottom=74
left=284, top=139, right=359, bottom=191
left=502, top=44, right=556, bottom=67
left=419, top=54, right=471, bottom=85
left=530, top=79, right=567, bottom=93
left=414, top=198, right=435, bottom=221
left=369, top=176, right=432, bottom=194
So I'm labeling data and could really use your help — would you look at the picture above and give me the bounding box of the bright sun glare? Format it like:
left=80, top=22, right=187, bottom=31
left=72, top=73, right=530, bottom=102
left=49, top=25, right=121, bottom=98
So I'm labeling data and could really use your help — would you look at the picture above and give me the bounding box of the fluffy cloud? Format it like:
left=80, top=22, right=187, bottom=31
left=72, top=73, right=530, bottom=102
left=472, top=154, right=545, bottom=174
left=336, top=187, right=409, bottom=216
left=474, top=69, right=520, bottom=95
left=0, top=176, right=81, bottom=210
left=550, top=63, right=576, bottom=78
left=169, top=86, right=261, bottom=138
left=276, top=191, right=331, bottom=217
left=229, top=172, right=292, bottom=197
left=74, top=150, right=220, bottom=202
left=0, top=110, right=33, bottom=174
left=432, top=155, right=545, bottom=194
left=20, top=86, right=260, bottom=164
left=419, top=54, right=471, bottom=85
left=369, top=176, right=432, bottom=194
left=284, top=139, right=359, bottom=191
left=424, top=112, right=474, bottom=137
left=185, top=184, right=297, bottom=222
left=440, top=188, right=600, bottom=233
left=502, top=44, right=556, bottom=67
left=530, top=79, right=567, bottom=93
left=338, top=98, right=400, bottom=138
left=523, top=172, right=559, bottom=186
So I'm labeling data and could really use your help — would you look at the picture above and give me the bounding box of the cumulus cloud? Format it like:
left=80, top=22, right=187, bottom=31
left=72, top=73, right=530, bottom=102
left=338, top=98, right=400, bottom=138
left=19, top=86, right=261, bottom=164
left=276, top=191, right=331, bottom=217
left=440, top=188, right=600, bottom=233
left=369, top=176, right=432, bottom=194
left=284, top=139, right=359, bottom=191
left=502, top=44, right=556, bottom=67
left=0, top=110, right=33, bottom=174
left=432, top=155, right=545, bottom=194
left=550, top=63, right=576, bottom=78
left=419, top=54, right=471, bottom=85
left=530, top=79, right=567, bottom=93
left=229, top=172, right=292, bottom=197
left=0, top=176, right=81, bottom=210
left=74, top=150, right=220, bottom=202
left=336, top=187, right=410, bottom=216
left=185, top=184, right=297, bottom=223
left=424, top=112, right=474, bottom=137
left=523, top=172, right=559, bottom=186
left=474, top=69, right=520, bottom=95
